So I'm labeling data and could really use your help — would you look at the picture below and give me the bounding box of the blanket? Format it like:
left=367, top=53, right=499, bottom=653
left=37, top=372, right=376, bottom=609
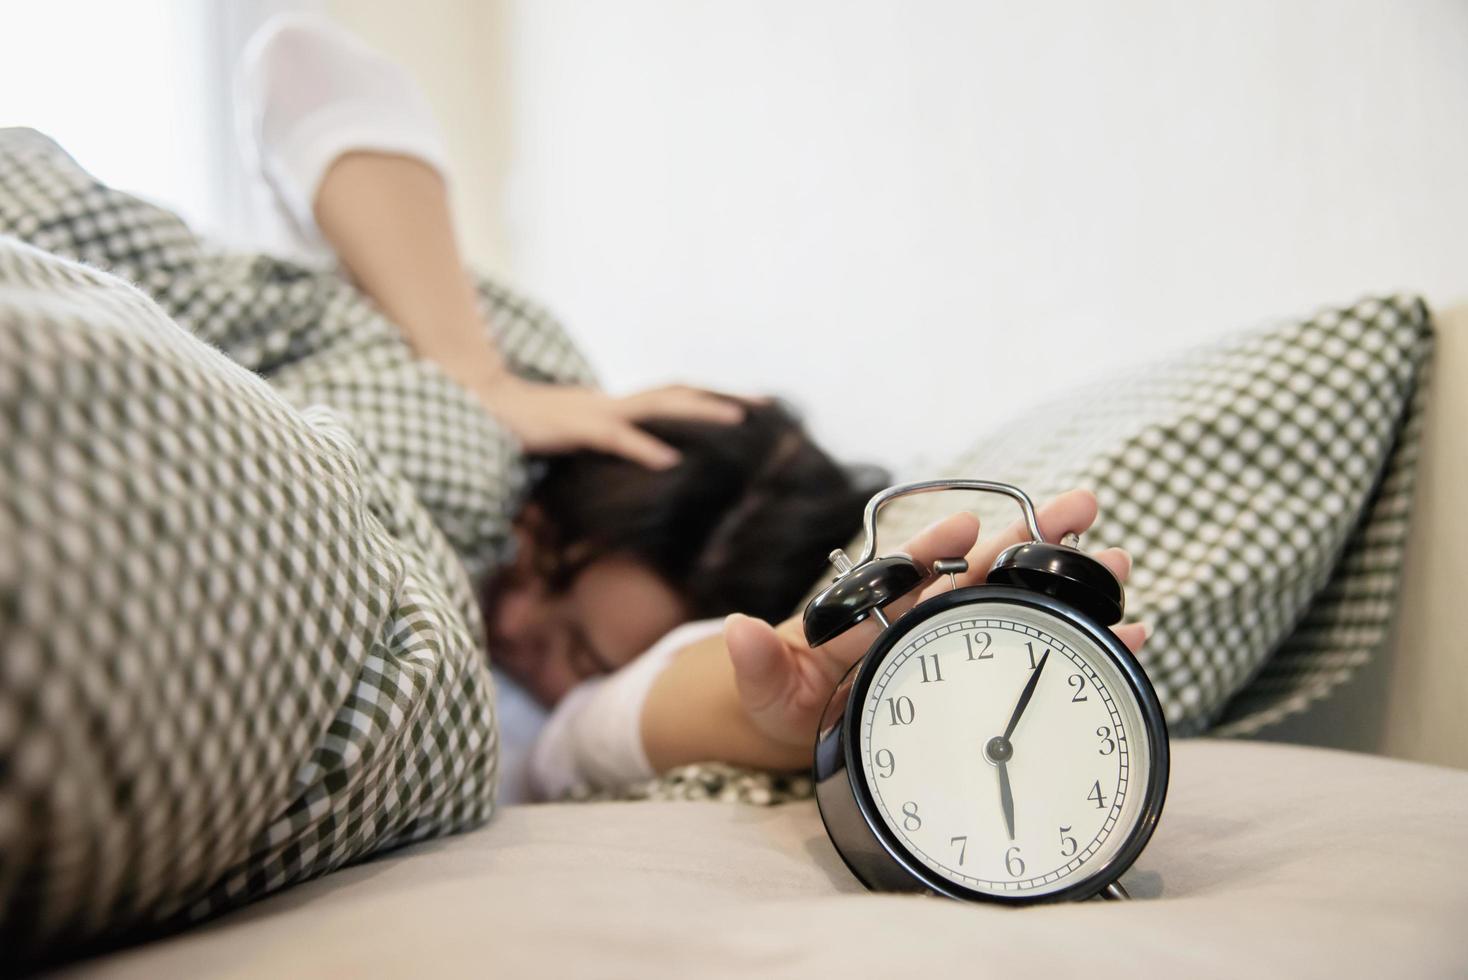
left=0, top=128, right=588, bottom=962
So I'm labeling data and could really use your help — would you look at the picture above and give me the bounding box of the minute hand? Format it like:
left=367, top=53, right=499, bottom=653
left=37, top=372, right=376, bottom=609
left=1003, top=649, right=1050, bottom=740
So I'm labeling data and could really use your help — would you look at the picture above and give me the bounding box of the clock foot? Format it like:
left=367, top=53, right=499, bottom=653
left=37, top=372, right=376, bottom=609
left=1102, top=881, right=1130, bottom=901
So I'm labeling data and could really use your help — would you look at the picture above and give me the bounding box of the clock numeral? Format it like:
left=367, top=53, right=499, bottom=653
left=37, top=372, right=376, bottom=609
left=1059, top=825, right=1078, bottom=858
left=1068, top=674, right=1089, bottom=702
left=1024, top=641, right=1048, bottom=670
left=950, top=835, right=968, bottom=865
left=918, top=652, right=944, bottom=683
left=901, top=801, right=922, bottom=831
left=964, top=631, right=993, bottom=660
left=874, top=748, right=895, bottom=779
left=1005, top=846, right=1025, bottom=878
left=1097, top=726, right=1116, bottom=756
left=884, top=696, right=915, bottom=726
left=1088, top=780, right=1109, bottom=810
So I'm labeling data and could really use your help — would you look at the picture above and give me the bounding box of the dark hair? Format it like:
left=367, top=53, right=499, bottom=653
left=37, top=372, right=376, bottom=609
left=527, top=400, right=886, bottom=622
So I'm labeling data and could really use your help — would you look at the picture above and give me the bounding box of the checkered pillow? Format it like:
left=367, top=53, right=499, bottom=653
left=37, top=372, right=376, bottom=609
left=849, top=297, right=1432, bottom=735
left=582, top=297, right=1431, bottom=809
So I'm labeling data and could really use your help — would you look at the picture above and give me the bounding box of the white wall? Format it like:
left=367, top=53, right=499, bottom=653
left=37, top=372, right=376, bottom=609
left=12, top=0, right=1462, bottom=472
left=504, top=0, right=1468, bottom=470
left=323, top=0, right=517, bottom=276
left=0, top=0, right=223, bottom=232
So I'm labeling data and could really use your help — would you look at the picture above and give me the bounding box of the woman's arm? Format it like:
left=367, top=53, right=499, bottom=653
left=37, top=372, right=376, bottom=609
left=313, top=153, right=749, bottom=467
left=248, top=15, right=744, bottom=467
left=640, top=490, right=1147, bottom=773
left=313, top=151, right=507, bottom=395
left=640, top=628, right=811, bottom=772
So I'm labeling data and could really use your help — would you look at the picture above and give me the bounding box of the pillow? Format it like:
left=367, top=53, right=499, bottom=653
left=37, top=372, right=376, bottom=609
left=573, top=298, right=1430, bottom=807
left=836, top=296, right=1432, bottom=736
left=0, top=233, right=498, bottom=963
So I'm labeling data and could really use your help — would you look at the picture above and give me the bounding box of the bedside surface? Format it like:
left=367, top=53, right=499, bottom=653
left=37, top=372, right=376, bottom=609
left=71, top=740, right=1468, bottom=979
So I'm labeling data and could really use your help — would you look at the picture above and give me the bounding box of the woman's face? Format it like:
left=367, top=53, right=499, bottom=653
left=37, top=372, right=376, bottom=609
left=485, top=532, right=689, bottom=708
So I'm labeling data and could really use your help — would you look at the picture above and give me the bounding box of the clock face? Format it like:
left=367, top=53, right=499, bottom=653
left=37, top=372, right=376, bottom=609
left=856, top=599, right=1152, bottom=899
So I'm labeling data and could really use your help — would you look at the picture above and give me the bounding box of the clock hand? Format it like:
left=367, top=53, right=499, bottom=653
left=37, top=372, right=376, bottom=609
left=984, top=650, right=1049, bottom=844
left=996, top=760, right=1015, bottom=841
left=1002, top=648, right=1049, bottom=741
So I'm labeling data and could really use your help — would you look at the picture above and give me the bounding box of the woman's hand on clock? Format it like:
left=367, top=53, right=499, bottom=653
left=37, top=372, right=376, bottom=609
left=920, top=488, right=1146, bottom=651
left=723, top=489, right=1145, bottom=752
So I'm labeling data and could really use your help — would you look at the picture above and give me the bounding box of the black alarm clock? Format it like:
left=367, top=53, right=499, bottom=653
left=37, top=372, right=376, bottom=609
left=806, top=479, right=1168, bottom=904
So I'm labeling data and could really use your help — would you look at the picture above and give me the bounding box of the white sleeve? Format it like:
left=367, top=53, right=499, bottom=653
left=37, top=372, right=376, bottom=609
left=528, top=618, right=727, bottom=801
left=238, top=12, right=451, bottom=242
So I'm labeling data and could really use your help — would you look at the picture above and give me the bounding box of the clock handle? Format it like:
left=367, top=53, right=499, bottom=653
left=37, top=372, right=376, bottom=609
left=848, top=478, right=1125, bottom=625
left=851, top=479, right=1046, bottom=567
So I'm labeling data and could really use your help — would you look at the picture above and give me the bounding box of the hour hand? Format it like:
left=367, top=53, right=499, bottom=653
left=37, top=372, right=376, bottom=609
left=996, top=760, right=1015, bottom=840
left=985, top=731, right=1018, bottom=840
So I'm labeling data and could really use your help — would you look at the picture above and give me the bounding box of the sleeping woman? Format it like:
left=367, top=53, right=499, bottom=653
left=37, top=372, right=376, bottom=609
left=241, top=14, right=1147, bottom=802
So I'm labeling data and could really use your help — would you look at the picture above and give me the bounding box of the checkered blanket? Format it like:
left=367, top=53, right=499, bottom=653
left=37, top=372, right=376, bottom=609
left=0, top=128, right=590, bottom=961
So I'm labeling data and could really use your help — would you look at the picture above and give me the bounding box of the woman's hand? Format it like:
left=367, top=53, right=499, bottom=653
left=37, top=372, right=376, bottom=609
left=723, top=489, right=1144, bottom=751
left=472, top=373, right=748, bottom=469
left=311, top=151, right=748, bottom=469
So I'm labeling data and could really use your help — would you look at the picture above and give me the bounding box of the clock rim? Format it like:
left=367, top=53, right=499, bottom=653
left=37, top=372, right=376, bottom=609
left=835, top=584, right=1170, bottom=904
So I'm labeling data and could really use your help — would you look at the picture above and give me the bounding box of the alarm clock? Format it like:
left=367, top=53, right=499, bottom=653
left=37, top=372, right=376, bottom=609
left=807, top=479, right=1168, bottom=904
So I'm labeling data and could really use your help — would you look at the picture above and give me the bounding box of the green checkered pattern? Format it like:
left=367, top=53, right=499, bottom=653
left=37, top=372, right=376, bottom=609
left=849, top=296, right=1432, bottom=736
left=0, top=129, right=591, bottom=961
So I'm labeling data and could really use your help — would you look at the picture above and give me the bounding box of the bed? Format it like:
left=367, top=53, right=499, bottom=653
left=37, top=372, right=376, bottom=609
left=60, top=305, right=1468, bottom=977
left=3, top=127, right=1463, bottom=971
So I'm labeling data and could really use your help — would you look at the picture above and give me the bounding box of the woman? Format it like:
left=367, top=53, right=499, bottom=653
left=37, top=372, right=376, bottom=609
left=0, top=26, right=1142, bottom=964
left=242, top=14, right=1144, bottom=800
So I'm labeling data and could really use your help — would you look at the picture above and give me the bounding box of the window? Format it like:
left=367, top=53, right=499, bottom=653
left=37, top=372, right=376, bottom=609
left=1, top=0, right=304, bottom=245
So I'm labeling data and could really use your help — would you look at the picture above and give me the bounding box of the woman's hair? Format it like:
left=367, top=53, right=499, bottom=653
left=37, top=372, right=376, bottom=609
left=526, top=400, right=887, bottom=622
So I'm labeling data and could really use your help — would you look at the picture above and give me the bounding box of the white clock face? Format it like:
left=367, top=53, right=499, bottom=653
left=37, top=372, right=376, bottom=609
left=857, top=600, right=1151, bottom=898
